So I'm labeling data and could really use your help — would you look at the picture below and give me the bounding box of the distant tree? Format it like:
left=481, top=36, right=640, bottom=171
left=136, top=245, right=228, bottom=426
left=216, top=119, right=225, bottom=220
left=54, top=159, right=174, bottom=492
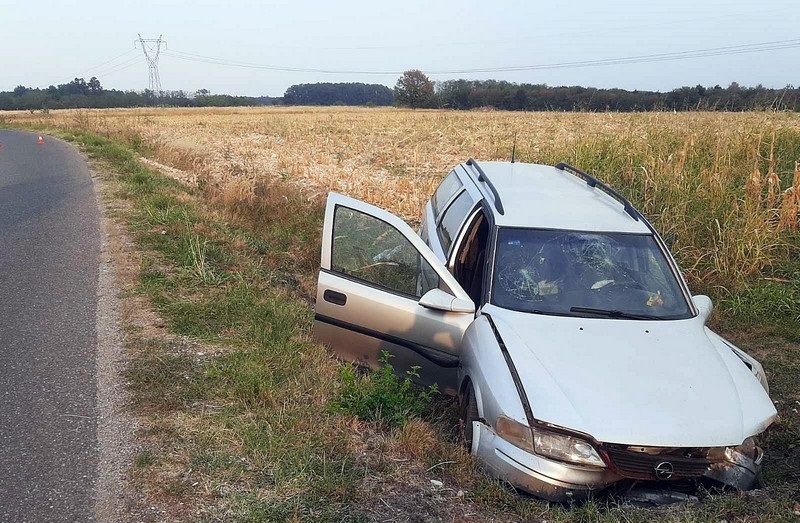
left=87, top=77, right=102, bottom=94
left=57, top=78, right=89, bottom=96
left=195, top=88, right=211, bottom=97
left=511, top=88, right=528, bottom=110
left=74, top=77, right=88, bottom=95
left=394, top=70, right=434, bottom=108
left=13, top=85, right=28, bottom=96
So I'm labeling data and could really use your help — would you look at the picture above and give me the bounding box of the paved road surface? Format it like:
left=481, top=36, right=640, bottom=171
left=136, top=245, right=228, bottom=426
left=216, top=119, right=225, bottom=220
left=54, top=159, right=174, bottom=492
left=0, top=130, right=100, bottom=522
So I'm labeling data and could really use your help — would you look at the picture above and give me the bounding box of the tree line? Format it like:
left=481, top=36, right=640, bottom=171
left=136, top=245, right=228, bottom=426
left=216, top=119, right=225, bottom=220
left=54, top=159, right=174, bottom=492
left=0, top=78, right=278, bottom=111
left=2, top=74, right=799, bottom=112
left=394, top=70, right=800, bottom=111
left=435, top=79, right=800, bottom=111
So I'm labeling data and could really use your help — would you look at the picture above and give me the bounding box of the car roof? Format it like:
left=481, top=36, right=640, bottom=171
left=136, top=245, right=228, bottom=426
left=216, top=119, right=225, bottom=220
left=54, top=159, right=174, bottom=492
left=459, top=161, right=651, bottom=234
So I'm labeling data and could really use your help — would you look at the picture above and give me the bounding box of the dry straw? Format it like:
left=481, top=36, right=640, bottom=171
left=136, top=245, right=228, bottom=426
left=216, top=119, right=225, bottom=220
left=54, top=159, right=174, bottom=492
left=9, top=106, right=800, bottom=287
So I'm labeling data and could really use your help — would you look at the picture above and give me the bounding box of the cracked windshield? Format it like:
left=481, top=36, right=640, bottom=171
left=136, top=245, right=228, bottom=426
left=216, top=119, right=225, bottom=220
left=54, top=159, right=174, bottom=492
left=493, top=228, right=692, bottom=319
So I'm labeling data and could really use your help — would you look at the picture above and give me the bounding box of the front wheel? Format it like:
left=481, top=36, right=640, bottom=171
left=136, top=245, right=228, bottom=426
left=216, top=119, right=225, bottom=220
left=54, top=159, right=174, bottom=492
left=460, top=382, right=479, bottom=451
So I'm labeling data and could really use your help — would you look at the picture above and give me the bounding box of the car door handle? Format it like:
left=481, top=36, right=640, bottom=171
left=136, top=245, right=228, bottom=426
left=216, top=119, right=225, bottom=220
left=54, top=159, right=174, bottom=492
left=323, top=289, right=347, bottom=306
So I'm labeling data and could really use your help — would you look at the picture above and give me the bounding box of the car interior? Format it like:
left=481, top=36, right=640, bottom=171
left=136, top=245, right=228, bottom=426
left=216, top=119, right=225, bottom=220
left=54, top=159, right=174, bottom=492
left=453, top=211, right=489, bottom=305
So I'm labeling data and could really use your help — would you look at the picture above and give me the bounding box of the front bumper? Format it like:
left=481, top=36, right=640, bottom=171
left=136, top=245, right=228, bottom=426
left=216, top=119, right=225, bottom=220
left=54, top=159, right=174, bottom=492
left=472, top=422, right=766, bottom=502
left=704, top=446, right=764, bottom=490
left=472, top=422, right=621, bottom=502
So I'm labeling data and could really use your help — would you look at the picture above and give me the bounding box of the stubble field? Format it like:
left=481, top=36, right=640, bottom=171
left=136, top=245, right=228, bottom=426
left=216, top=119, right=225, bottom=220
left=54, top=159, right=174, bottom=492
left=8, top=106, right=800, bottom=290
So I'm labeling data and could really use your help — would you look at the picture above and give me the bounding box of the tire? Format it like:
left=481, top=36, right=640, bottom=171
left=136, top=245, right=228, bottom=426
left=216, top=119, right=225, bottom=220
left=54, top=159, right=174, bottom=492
left=460, top=382, right=479, bottom=451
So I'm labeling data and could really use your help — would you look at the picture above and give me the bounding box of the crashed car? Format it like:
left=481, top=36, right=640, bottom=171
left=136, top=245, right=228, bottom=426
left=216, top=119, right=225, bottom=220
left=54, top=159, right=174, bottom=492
left=313, top=159, right=777, bottom=501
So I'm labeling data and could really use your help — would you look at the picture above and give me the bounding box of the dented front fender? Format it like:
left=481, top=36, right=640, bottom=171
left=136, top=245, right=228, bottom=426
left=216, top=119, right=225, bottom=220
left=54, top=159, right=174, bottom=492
left=703, top=446, right=764, bottom=490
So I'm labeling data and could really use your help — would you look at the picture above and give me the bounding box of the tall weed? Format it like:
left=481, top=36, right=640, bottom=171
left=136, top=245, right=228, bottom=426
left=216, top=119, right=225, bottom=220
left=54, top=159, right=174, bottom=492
left=331, top=352, right=439, bottom=428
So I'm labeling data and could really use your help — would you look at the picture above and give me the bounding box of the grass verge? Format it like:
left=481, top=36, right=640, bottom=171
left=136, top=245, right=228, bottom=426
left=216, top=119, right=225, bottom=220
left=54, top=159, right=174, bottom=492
left=8, top=124, right=800, bottom=522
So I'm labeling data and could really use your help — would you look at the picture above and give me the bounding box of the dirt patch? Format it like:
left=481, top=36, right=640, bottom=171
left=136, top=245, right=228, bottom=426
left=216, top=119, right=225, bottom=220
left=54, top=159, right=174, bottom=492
left=139, top=156, right=199, bottom=187
left=726, top=329, right=799, bottom=362
left=341, top=420, right=520, bottom=523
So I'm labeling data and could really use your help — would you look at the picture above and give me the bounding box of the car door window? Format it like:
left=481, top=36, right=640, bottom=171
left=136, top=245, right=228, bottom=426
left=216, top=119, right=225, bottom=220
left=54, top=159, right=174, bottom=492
left=437, top=190, right=475, bottom=256
left=332, top=205, right=439, bottom=297
left=431, top=170, right=463, bottom=219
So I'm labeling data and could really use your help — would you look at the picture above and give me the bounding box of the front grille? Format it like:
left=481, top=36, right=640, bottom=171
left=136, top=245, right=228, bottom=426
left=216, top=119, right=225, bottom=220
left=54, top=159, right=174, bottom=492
left=603, top=445, right=712, bottom=481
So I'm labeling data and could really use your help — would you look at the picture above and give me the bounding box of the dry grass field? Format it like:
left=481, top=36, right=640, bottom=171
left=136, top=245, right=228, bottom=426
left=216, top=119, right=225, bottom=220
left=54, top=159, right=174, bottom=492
left=6, top=106, right=800, bottom=289
left=3, top=107, right=800, bottom=521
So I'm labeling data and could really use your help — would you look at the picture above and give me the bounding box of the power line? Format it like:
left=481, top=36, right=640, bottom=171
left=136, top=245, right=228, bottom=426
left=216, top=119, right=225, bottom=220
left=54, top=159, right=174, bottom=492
left=445, top=39, right=800, bottom=74
left=240, top=7, right=786, bottom=52
left=93, top=56, right=146, bottom=78
left=72, top=48, right=139, bottom=78
left=161, top=37, right=800, bottom=76
left=41, top=48, right=140, bottom=89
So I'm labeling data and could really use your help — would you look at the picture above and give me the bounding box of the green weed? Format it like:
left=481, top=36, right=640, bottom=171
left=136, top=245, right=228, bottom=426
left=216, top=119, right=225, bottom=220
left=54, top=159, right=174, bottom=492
left=719, top=268, right=800, bottom=340
left=331, top=352, right=439, bottom=428
left=133, top=450, right=156, bottom=469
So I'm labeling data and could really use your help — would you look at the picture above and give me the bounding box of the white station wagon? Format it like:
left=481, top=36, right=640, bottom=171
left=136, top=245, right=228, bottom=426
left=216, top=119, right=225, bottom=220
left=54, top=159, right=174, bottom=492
left=313, top=159, right=777, bottom=501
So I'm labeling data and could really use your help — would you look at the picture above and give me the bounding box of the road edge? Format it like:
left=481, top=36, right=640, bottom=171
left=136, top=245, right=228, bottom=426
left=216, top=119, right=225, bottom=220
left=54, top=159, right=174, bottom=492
left=90, top=158, right=138, bottom=523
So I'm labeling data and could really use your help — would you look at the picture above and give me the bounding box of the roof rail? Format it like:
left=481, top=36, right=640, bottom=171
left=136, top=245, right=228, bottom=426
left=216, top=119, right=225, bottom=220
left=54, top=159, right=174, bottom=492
left=465, top=158, right=505, bottom=215
left=555, top=163, right=639, bottom=221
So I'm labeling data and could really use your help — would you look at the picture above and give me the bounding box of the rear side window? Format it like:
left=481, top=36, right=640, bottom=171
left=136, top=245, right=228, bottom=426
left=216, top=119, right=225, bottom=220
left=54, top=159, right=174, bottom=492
left=431, top=171, right=463, bottom=218
left=437, top=191, right=475, bottom=256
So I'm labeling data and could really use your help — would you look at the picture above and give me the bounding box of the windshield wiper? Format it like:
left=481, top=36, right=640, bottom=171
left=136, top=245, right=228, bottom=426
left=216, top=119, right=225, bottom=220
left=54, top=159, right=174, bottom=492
left=569, top=306, right=663, bottom=320
left=529, top=309, right=576, bottom=318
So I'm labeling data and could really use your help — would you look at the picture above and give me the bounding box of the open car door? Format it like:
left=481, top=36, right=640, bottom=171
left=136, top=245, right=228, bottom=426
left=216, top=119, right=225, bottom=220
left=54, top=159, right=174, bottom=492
left=313, top=192, right=475, bottom=394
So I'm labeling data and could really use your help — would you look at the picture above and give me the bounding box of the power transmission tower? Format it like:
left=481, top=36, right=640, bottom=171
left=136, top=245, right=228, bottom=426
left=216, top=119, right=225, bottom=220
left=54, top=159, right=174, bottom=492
left=137, top=34, right=166, bottom=95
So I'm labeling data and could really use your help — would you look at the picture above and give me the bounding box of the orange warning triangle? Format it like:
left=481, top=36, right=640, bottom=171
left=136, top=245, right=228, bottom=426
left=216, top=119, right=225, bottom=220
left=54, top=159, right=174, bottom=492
left=38, top=134, right=44, bottom=144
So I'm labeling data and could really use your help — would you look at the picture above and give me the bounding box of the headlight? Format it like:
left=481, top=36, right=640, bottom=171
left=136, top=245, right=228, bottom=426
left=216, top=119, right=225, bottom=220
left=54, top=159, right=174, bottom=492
left=707, top=436, right=763, bottom=465
left=732, top=437, right=757, bottom=460
left=495, top=416, right=605, bottom=468
left=532, top=427, right=606, bottom=467
left=496, top=415, right=535, bottom=453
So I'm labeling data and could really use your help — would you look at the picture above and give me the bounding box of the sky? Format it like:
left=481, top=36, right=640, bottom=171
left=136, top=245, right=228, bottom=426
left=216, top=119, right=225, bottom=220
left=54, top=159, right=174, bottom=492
left=2, top=0, right=798, bottom=97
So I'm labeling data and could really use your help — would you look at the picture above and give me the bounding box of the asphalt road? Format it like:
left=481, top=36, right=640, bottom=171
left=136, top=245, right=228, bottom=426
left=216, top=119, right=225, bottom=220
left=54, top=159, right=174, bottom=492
left=0, top=130, right=100, bottom=522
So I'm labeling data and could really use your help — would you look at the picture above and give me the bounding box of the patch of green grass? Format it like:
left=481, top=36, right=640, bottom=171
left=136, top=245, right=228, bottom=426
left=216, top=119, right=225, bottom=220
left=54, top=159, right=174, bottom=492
left=127, top=338, right=207, bottom=410
left=718, top=267, right=800, bottom=340
left=133, top=450, right=156, bottom=469
left=331, top=352, right=439, bottom=428
left=220, top=494, right=369, bottom=523
left=143, top=196, right=198, bottom=226
left=139, top=268, right=175, bottom=294
left=189, top=451, right=246, bottom=474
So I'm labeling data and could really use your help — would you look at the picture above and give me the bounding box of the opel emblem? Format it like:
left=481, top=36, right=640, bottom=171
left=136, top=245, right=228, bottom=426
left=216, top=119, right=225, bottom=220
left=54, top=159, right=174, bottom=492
left=654, top=461, right=674, bottom=480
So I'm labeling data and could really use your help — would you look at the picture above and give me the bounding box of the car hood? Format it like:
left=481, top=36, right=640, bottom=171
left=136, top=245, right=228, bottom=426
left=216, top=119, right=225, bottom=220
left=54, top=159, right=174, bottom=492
left=483, top=305, right=777, bottom=447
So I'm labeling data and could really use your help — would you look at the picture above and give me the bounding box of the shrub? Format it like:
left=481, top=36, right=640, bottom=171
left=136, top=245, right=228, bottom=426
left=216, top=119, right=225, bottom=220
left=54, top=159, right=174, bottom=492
left=330, top=352, right=438, bottom=428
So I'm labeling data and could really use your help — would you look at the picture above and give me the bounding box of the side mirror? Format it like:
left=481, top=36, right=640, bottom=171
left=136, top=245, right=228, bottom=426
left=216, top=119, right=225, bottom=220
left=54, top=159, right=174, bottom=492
left=419, top=288, right=475, bottom=314
left=692, top=295, right=713, bottom=323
